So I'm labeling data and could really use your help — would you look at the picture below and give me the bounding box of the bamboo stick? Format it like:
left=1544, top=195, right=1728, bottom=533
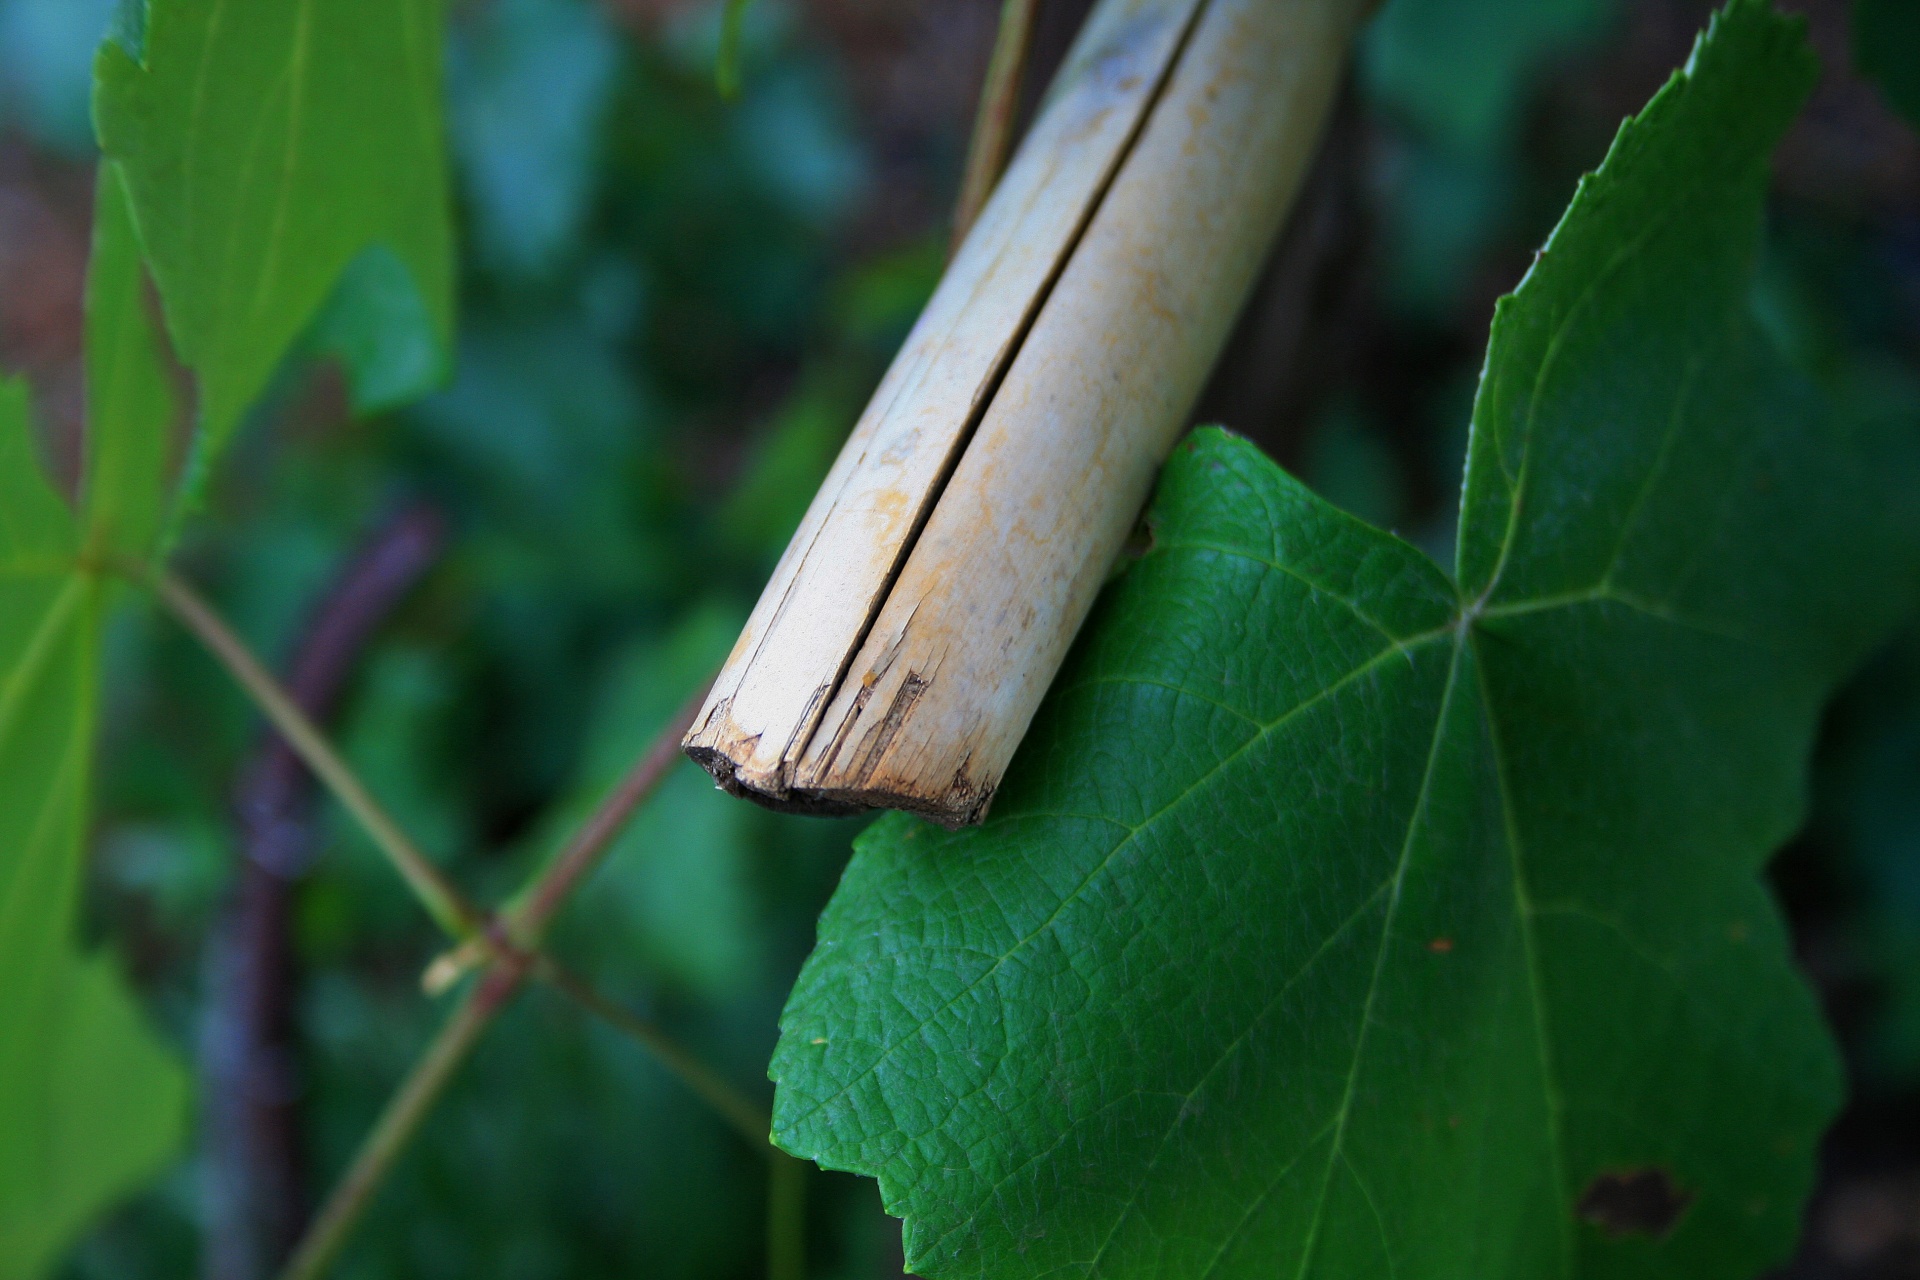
left=687, top=0, right=1365, bottom=825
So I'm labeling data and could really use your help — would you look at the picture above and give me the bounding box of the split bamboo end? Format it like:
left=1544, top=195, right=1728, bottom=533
left=686, top=0, right=1366, bottom=826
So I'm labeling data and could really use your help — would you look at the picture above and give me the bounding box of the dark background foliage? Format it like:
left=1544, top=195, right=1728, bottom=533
left=0, top=0, right=1911, bottom=1275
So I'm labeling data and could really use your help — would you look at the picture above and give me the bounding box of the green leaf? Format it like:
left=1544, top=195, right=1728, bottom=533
left=0, top=380, right=188, bottom=1279
left=770, top=5, right=1920, bottom=1276
left=82, top=160, right=178, bottom=565
left=92, top=0, right=454, bottom=449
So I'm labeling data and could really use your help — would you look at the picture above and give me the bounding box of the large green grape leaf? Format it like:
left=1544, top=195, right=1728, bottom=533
left=93, top=0, right=453, bottom=448
left=0, top=380, right=188, bottom=1280
left=770, top=5, right=1920, bottom=1277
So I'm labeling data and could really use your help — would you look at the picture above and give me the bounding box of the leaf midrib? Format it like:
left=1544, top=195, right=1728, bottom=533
left=1079, top=555, right=1779, bottom=1275
left=1472, top=628, right=1575, bottom=1277
left=1281, top=636, right=1466, bottom=1280
left=808, top=528, right=1775, bottom=1271
left=0, top=578, right=86, bottom=753
left=1190, top=637, right=1459, bottom=1280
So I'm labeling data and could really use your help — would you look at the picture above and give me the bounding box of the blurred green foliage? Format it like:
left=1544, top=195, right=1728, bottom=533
left=51, top=1, right=922, bottom=1275
left=1855, top=0, right=1920, bottom=130
left=0, top=0, right=1903, bottom=1275
left=1358, top=0, right=1616, bottom=312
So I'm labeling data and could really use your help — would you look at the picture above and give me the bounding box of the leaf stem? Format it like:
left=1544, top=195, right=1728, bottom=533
left=147, top=564, right=486, bottom=941
left=532, top=959, right=809, bottom=1280
left=210, top=507, right=444, bottom=1274
left=280, top=953, right=781, bottom=1280
left=506, top=677, right=714, bottom=946
left=533, top=957, right=768, bottom=1148
left=146, top=563, right=792, bottom=1274
left=276, top=967, right=522, bottom=1280
left=767, top=1149, right=807, bottom=1280
left=952, top=0, right=1039, bottom=252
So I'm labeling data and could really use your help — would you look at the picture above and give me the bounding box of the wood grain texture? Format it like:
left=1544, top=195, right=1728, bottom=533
left=687, top=0, right=1362, bottom=824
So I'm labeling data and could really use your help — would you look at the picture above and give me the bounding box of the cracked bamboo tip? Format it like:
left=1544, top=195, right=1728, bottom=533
left=686, top=0, right=1364, bottom=826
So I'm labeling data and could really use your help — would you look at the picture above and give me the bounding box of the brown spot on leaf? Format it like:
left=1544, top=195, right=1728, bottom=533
left=1426, top=936, right=1454, bottom=954
left=1577, top=1168, right=1694, bottom=1239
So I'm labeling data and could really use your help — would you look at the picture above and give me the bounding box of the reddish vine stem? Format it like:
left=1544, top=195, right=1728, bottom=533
left=150, top=564, right=488, bottom=941
left=951, top=0, right=1040, bottom=252
left=143, top=561, right=780, bottom=1275
left=508, top=678, right=715, bottom=945
left=205, top=505, right=445, bottom=1280
left=263, top=680, right=748, bottom=1280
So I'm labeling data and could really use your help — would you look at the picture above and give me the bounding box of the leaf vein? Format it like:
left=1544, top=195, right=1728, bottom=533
left=1472, top=633, right=1575, bottom=1277
left=1289, top=636, right=1465, bottom=1280
left=784, top=630, right=1455, bottom=1133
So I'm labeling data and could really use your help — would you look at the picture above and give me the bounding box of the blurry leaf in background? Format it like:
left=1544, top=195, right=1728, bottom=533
left=830, top=235, right=944, bottom=354
left=323, top=648, right=474, bottom=944
left=537, top=604, right=761, bottom=1001
left=1366, top=137, right=1513, bottom=315
left=718, top=369, right=859, bottom=564
left=0, top=0, right=113, bottom=154
left=772, top=7, right=1920, bottom=1275
left=1854, top=0, right=1920, bottom=132
left=448, top=0, right=621, bottom=279
left=1362, top=0, right=1611, bottom=154
left=0, top=380, right=185, bottom=1280
left=81, top=162, right=176, bottom=565
left=656, top=0, right=864, bottom=229
left=94, top=818, right=228, bottom=941
left=1300, top=398, right=1406, bottom=532
left=1359, top=0, right=1615, bottom=315
left=408, top=318, right=657, bottom=594
left=305, top=244, right=447, bottom=419
left=93, top=0, right=454, bottom=449
left=662, top=0, right=788, bottom=102
left=601, top=8, right=861, bottom=401
left=728, top=60, right=867, bottom=228
left=300, top=978, right=765, bottom=1280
